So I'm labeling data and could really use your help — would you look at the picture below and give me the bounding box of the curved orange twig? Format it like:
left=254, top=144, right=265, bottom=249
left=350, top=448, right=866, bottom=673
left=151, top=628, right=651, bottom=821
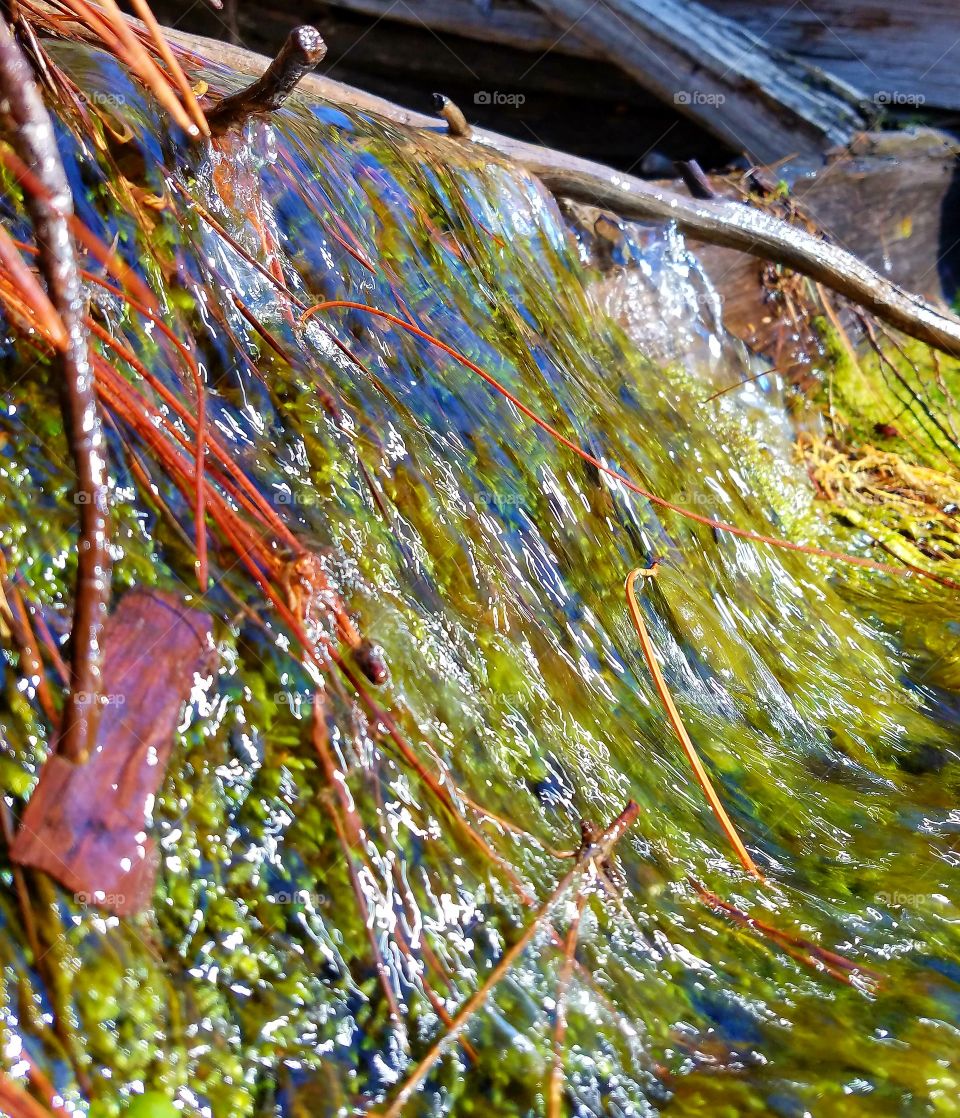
left=625, top=566, right=762, bottom=879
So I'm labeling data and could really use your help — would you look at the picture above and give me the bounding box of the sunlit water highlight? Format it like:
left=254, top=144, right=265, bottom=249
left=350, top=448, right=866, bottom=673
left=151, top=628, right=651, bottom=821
left=0, top=42, right=958, bottom=1117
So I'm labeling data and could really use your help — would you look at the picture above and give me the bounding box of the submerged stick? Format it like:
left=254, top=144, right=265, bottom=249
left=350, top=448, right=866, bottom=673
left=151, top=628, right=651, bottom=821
left=625, top=567, right=763, bottom=879
left=207, top=25, right=327, bottom=129
left=376, top=803, right=639, bottom=1117
left=0, top=16, right=111, bottom=765
left=692, top=880, right=880, bottom=987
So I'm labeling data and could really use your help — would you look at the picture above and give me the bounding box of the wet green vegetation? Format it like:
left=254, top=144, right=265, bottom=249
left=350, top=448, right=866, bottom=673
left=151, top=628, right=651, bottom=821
left=0, top=40, right=959, bottom=1118
left=818, top=318, right=960, bottom=474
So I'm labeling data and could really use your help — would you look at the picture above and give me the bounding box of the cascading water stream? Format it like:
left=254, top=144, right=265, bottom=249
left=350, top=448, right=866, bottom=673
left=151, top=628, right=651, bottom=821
left=0, top=41, right=958, bottom=1118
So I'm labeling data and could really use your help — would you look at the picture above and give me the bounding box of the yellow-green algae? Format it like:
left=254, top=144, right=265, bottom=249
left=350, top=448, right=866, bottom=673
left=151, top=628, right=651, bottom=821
left=0, top=42, right=958, bottom=1118
left=816, top=314, right=960, bottom=475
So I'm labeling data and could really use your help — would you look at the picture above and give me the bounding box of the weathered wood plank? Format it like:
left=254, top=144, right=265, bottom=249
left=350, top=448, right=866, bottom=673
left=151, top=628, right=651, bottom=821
left=314, top=0, right=602, bottom=58
left=703, top=0, right=960, bottom=113
left=526, top=0, right=872, bottom=160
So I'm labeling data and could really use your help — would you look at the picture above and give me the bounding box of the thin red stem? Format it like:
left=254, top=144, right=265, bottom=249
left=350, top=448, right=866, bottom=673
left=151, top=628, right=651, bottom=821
left=299, top=300, right=928, bottom=580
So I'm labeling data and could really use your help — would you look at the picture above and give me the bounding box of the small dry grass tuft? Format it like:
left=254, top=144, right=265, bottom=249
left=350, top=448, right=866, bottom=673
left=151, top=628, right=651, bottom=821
left=798, top=433, right=960, bottom=573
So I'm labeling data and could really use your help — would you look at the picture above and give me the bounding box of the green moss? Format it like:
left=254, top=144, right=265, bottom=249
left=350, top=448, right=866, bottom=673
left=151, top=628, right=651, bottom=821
left=0, top=37, right=957, bottom=1118
left=815, top=314, right=960, bottom=473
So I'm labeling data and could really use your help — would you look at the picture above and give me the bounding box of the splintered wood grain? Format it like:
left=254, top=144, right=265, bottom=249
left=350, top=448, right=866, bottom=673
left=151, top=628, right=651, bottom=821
left=703, top=0, right=960, bottom=111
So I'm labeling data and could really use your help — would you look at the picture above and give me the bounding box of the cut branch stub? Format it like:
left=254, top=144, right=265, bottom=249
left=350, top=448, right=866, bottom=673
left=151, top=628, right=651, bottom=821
left=207, top=24, right=327, bottom=129
left=432, top=92, right=471, bottom=138
left=675, top=158, right=718, bottom=201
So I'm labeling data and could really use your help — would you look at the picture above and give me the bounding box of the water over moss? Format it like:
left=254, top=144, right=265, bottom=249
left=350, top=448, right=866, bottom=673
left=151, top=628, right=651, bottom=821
left=0, top=41, right=958, bottom=1117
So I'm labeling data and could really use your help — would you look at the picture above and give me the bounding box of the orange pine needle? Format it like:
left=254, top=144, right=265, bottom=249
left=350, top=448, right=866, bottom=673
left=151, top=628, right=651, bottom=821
left=74, top=0, right=199, bottom=136
left=126, top=0, right=209, bottom=136
left=85, top=316, right=208, bottom=588
left=1, top=575, right=60, bottom=725
left=692, top=880, right=880, bottom=987
left=0, top=225, right=65, bottom=347
left=0, top=145, right=158, bottom=309
left=625, top=566, right=763, bottom=879
left=0, top=1069, right=53, bottom=1118
left=297, top=300, right=932, bottom=582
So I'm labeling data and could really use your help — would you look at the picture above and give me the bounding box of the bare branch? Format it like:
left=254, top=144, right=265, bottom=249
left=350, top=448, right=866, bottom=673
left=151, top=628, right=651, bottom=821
left=0, top=14, right=111, bottom=765
left=375, top=803, right=639, bottom=1117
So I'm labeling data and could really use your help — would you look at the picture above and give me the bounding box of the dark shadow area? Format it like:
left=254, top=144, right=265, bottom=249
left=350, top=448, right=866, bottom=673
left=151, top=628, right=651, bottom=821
left=138, top=0, right=735, bottom=173
left=938, top=153, right=960, bottom=303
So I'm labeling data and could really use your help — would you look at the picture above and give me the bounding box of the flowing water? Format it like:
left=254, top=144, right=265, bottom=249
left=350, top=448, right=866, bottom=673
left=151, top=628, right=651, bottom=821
left=1, top=42, right=959, bottom=1118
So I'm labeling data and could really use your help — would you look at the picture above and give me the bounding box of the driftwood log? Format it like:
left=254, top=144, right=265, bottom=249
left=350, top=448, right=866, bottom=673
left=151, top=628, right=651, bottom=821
left=528, top=160, right=960, bottom=354
left=144, top=18, right=960, bottom=355
left=29, top=5, right=960, bottom=356
left=140, top=0, right=960, bottom=184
